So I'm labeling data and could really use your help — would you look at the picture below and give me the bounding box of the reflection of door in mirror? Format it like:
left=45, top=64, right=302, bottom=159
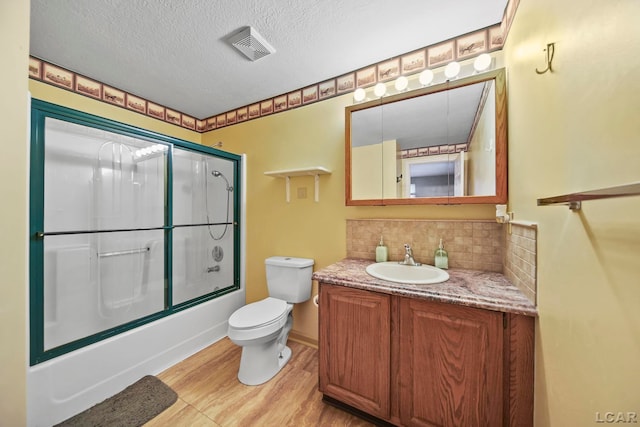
left=466, top=82, right=496, bottom=196
left=401, top=151, right=466, bottom=198
left=453, top=151, right=466, bottom=197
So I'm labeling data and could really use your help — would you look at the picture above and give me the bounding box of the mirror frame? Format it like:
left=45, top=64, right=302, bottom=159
left=345, top=68, right=507, bottom=206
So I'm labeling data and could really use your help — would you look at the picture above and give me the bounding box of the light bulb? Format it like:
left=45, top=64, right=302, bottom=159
left=394, top=76, right=408, bottom=91
left=474, top=53, right=492, bottom=72
left=444, top=61, right=460, bottom=79
left=419, top=69, right=434, bottom=86
left=374, top=82, right=386, bottom=97
left=353, top=88, right=366, bottom=102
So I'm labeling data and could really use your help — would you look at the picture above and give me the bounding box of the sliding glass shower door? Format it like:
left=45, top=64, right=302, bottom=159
left=172, top=148, right=237, bottom=305
left=30, top=100, right=241, bottom=364
left=41, top=118, right=167, bottom=351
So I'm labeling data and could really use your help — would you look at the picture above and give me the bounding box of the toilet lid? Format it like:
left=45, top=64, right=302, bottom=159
left=228, top=297, right=288, bottom=330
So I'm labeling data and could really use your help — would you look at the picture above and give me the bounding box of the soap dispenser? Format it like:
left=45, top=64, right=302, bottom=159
left=376, top=236, right=388, bottom=262
left=434, top=238, right=449, bottom=269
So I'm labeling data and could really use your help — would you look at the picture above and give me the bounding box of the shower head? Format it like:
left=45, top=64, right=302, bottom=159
left=211, top=170, right=233, bottom=192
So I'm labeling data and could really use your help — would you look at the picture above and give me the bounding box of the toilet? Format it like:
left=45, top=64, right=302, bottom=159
left=227, top=256, right=314, bottom=385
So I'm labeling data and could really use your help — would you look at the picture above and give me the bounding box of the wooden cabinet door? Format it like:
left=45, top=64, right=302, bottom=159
left=319, top=284, right=391, bottom=420
left=399, top=298, right=504, bottom=427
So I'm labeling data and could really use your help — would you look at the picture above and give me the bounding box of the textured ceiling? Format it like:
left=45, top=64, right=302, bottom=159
left=30, top=0, right=507, bottom=120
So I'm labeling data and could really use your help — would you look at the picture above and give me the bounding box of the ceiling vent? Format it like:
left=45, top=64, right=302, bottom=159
left=228, top=26, right=276, bottom=61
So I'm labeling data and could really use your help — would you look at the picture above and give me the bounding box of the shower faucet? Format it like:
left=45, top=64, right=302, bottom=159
left=207, top=265, right=220, bottom=273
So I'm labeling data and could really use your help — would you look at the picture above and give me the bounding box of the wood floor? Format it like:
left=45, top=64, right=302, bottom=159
left=146, top=338, right=374, bottom=426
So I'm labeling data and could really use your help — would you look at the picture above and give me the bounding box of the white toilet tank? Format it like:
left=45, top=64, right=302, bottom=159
left=265, top=256, right=314, bottom=303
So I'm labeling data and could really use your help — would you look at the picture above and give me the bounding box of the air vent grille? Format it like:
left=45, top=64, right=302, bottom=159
left=229, top=27, right=276, bottom=61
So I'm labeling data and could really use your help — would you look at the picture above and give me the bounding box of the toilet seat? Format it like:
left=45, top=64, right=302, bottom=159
left=228, top=297, right=288, bottom=330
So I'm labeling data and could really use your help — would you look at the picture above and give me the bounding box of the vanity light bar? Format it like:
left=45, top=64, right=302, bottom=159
left=353, top=53, right=496, bottom=103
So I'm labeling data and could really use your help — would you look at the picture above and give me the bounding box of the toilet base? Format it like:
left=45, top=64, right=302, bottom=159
left=237, top=342, right=292, bottom=386
left=230, top=307, right=295, bottom=386
left=279, top=345, right=292, bottom=368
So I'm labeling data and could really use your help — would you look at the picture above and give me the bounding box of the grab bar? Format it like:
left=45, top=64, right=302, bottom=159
left=98, top=247, right=150, bottom=258
left=537, top=181, right=640, bottom=210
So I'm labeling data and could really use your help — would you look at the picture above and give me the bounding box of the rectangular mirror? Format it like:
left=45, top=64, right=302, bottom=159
left=346, top=68, right=507, bottom=205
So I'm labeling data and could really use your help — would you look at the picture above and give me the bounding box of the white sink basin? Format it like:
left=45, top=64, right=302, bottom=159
left=365, top=262, right=449, bottom=285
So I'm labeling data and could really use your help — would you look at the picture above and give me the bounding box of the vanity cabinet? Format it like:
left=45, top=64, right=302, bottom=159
left=399, top=297, right=503, bottom=426
left=318, top=283, right=534, bottom=427
left=318, top=285, right=391, bottom=420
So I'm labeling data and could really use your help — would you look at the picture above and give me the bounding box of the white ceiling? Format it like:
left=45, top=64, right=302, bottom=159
left=30, top=0, right=507, bottom=120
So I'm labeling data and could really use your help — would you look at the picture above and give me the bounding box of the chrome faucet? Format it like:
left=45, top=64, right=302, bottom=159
left=400, top=244, right=421, bottom=266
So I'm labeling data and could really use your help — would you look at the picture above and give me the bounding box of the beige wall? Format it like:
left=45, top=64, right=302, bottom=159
left=0, top=1, right=30, bottom=424
left=352, top=143, right=384, bottom=199
left=504, top=0, right=640, bottom=425
left=351, top=139, right=399, bottom=199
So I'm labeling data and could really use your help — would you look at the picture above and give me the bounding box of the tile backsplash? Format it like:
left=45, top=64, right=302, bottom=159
left=504, top=222, right=538, bottom=304
left=346, top=218, right=538, bottom=304
left=347, top=219, right=503, bottom=272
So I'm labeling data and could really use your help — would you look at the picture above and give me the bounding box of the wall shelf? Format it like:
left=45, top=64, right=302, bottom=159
left=537, top=182, right=640, bottom=210
left=264, top=167, right=331, bottom=202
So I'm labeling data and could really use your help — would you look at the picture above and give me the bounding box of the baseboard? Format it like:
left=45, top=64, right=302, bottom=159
left=288, top=331, right=318, bottom=348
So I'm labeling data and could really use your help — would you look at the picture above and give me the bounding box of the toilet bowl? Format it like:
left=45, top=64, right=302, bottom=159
left=228, top=297, right=293, bottom=385
left=227, top=256, right=314, bottom=385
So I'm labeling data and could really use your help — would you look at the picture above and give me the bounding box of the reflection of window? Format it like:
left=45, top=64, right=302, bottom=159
left=29, top=100, right=241, bottom=365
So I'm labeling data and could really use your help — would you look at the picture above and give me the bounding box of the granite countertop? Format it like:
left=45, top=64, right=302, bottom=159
left=312, top=258, right=538, bottom=317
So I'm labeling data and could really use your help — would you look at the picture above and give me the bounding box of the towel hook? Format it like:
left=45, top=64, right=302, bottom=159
left=536, top=43, right=555, bottom=74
